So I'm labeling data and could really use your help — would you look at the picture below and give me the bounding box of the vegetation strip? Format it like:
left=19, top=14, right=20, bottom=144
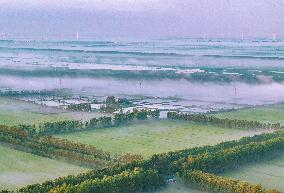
left=1, top=67, right=282, bottom=84
left=0, top=125, right=115, bottom=168
left=179, top=170, right=282, bottom=193
left=168, top=111, right=283, bottom=130
left=0, top=89, right=70, bottom=97
left=48, top=168, right=165, bottom=193
left=38, top=109, right=159, bottom=135
left=183, top=137, right=284, bottom=174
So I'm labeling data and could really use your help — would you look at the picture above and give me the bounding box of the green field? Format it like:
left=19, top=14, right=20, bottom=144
left=214, top=104, right=284, bottom=124
left=56, top=120, right=268, bottom=157
left=0, top=144, right=88, bottom=190
left=0, top=97, right=110, bottom=126
left=222, top=151, right=284, bottom=191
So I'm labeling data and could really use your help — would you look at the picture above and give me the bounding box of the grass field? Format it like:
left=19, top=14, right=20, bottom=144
left=214, top=103, right=284, bottom=124
left=0, top=97, right=110, bottom=126
left=56, top=120, right=268, bottom=157
left=0, top=144, right=88, bottom=190
left=222, top=151, right=284, bottom=191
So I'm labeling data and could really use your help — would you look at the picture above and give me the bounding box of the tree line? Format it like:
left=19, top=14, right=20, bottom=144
left=167, top=112, right=282, bottom=130
left=144, top=130, right=284, bottom=176
left=0, top=125, right=114, bottom=168
left=0, top=124, right=144, bottom=169
left=2, top=66, right=271, bottom=84
left=38, top=120, right=84, bottom=135
left=0, top=125, right=29, bottom=144
left=179, top=170, right=281, bottom=193
left=66, top=103, right=92, bottom=112
left=48, top=168, right=165, bottom=193
left=183, top=137, right=284, bottom=174
left=16, top=130, right=284, bottom=193
left=26, top=137, right=114, bottom=169
left=0, top=89, right=68, bottom=97
left=39, top=109, right=159, bottom=135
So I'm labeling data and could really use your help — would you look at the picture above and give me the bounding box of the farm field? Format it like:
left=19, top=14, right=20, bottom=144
left=56, top=119, right=269, bottom=157
left=0, top=144, right=88, bottom=190
left=0, top=97, right=110, bottom=126
left=222, top=151, right=284, bottom=191
left=214, top=104, right=284, bottom=124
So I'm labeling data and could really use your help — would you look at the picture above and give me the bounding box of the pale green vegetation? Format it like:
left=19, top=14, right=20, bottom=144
left=214, top=104, right=284, bottom=124
left=0, top=97, right=110, bottom=127
left=0, top=144, right=88, bottom=190
left=150, top=182, right=203, bottom=193
left=56, top=119, right=268, bottom=157
left=222, top=151, right=284, bottom=191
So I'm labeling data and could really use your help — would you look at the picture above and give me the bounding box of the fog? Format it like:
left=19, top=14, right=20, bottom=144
left=1, top=75, right=284, bottom=106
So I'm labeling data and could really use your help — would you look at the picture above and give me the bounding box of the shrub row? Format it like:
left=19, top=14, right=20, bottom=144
left=183, top=137, right=284, bottom=174
left=38, top=120, right=84, bottom=135
left=0, top=125, right=115, bottom=169
left=167, top=112, right=282, bottom=129
left=0, top=124, right=146, bottom=171
left=0, top=89, right=66, bottom=97
left=39, top=109, right=160, bottom=135
left=143, top=130, right=284, bottom=175
left=179, top=170, right=281, bottom=193
left=112, top=109, right=159, bottom=126
left=48, top=168, right=165, bottom=193
left=66, top=103, right=92, bottom=112
left=25, top=138, right=112, bottom=169
left=0, top=125, right=29, bottom=143
left=36, top=136, right=112, bottom=161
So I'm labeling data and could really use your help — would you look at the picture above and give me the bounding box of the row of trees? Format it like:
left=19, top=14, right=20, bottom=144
left=0, top=125, right=115, bottom=169
left=179, top=170, right=280, bottom=193
left=143, top=130, right=284, bottom=175
left=85, top=116, right=112, bottom=129
left=0, top=89, right=67, bottom=97
left=66, top=103, right=92, bottom=112
left=48, top=168, right=165, bottom=193
left=17, top=130, right=284, bottom=193
left=100, top=96, right=120, bottom=113
left=39, top=120, right=84, bottom=135
left=183, top=137, right=284, bottom=174
left=167, top=112, right=282, bottom=129
left=25, top=138, right=113, bottom=169
left=0, top=123, right=146, bottom=172
left=2, top=66, right=265, bottom=83
left=38, top=109, right=159, bottom=135
left=0, top=125, right=29, bottom=143
left=34, top=136, right=112, bottom=161
left=112, top=109, right=160, bottom=126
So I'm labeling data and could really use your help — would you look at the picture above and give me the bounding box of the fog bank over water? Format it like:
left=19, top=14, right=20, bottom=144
left=1, top=75, right=284, bottom=106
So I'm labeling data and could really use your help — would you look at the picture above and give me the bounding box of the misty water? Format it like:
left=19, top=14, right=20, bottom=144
left=1, top=75, right=284, bottom=113
left=0, top=38, right=284, bottom=113
left=0, top=38, right=284, bottom=70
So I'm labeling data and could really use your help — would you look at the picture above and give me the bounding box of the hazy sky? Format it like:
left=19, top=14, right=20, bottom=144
left=0, top=0, right=284, bottom=39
